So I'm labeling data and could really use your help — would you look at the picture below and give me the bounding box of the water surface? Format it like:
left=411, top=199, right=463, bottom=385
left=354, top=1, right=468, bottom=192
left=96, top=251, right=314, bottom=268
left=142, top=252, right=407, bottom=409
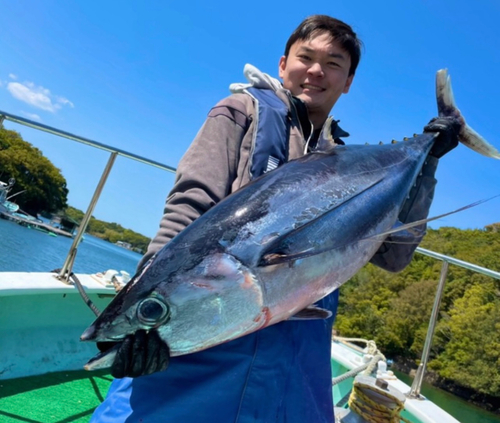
left=0, top=217, right=141, bottom=274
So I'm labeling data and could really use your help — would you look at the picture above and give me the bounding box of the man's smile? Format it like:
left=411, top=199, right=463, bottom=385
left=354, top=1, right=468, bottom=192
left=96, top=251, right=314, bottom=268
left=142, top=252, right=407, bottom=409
left=301, top=84, right=325, bottom=92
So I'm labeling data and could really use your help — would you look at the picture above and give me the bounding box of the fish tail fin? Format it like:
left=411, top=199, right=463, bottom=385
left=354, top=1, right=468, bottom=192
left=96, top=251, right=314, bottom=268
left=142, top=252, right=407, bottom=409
left=460, top=123, right=500, bottom=159
left=436, top=70, right=500, bottom=159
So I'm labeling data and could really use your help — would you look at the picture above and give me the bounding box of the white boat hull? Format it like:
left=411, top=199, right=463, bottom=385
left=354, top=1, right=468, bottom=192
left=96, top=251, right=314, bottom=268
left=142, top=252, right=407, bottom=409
left=0, top=272, right=115, bottom=380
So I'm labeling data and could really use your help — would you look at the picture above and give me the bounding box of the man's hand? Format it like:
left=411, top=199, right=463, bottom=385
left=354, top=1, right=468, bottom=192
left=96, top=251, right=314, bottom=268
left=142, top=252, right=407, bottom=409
left=97, top=330, right=170, bottom=378
left=424, top=116, right=461, bottom=158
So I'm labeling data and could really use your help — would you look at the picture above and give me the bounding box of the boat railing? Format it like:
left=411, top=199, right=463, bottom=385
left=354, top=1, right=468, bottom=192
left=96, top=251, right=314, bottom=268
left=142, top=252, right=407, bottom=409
left=2, top=110, right=500, bottom=399
left=407, top=247, right=500, bottom=399
left=0, top=110, right=176, bottom=280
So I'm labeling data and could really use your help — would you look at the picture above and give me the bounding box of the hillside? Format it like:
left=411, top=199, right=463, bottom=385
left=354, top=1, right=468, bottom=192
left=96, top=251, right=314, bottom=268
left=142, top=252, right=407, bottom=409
left=335, top=225, right=500, bottom=411
left=62, top=206, right=150, bottom=253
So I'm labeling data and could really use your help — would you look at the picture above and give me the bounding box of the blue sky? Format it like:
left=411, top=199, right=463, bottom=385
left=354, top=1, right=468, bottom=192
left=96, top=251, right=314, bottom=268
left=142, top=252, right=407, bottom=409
left=0, top=0, right=499, bottom=238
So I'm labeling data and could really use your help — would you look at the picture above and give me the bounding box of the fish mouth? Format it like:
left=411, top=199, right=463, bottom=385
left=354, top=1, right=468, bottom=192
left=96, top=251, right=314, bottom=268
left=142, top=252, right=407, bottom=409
left=84, top=342, right=121, bottom=371
left=80, top=325, right=97, bottom=342
left=81, top=324, right=124, bottom=371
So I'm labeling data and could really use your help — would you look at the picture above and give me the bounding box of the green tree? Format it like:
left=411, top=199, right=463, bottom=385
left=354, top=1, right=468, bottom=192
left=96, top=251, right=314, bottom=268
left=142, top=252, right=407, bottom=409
left=335, top=225, right=500, bottom=401
left=377, top=279, right=436, bottom=357
left=63, top=206, right=84, bottom=222
left=0, top=125, right=68, bottom=215
left=52, top=205, right=150, bottom=253
left=430, top=282, right=500, bottom=396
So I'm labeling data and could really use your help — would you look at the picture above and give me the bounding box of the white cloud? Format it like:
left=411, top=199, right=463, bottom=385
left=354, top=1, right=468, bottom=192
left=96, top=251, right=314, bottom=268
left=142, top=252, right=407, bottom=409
left=6, top=80, right=74, bottom=113
left=56, top=96, right=74, bottom=108
left=21, top=111, right=42, bottom=121
left=9, top=73, right=18, bottom=80
left=7, top=82, right=55, bottom=111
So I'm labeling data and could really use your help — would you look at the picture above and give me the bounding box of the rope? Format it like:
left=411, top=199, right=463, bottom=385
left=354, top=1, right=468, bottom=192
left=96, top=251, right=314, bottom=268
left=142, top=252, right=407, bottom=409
left=332, top=353, right=385, bottom=386
left=332, top=363, right=370, bottom=386
left=332, top=336, right=386, bottom=376
left=332, top=336, right=414, bottom=423
left=348, top=381, right=413, bottom=423
left=52, top=268, right=101, bottom=316
left=333, top=336, right=383, bottom=358
left=70, top=272, right=101, bottom=316
left=348, top=383, right=410, bottom=423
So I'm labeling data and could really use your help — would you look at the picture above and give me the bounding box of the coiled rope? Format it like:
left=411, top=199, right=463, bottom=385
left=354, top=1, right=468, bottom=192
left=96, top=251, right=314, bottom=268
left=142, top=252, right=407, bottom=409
left=332, top=336, right=414, bottom=423
left=348, top=380, right=412, bottom=423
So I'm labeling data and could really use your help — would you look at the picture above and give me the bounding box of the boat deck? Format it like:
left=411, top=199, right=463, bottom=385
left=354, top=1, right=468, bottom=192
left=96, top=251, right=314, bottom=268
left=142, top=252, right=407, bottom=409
left=0, top=369, right=111, bottom=423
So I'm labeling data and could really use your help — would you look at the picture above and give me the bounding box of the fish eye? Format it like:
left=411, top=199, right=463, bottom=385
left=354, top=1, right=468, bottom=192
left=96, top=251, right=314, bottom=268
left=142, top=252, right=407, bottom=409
left=137, top=297, right=170, bottom=326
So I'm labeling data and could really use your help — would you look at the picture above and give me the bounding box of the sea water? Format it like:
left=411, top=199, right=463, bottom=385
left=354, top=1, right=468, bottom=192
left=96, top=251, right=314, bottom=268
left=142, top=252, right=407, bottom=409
left=0, top=217, right=141, bottom=275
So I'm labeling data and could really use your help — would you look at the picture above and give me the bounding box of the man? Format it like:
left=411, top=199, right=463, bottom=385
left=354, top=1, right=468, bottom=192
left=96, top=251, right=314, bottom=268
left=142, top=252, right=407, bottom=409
left=91, top=15, right=458, bottom=423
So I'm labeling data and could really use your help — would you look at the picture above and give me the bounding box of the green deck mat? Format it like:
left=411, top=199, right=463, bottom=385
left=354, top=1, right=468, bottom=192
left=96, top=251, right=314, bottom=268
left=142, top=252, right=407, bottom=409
left=0, top=370, right=112, bottom=423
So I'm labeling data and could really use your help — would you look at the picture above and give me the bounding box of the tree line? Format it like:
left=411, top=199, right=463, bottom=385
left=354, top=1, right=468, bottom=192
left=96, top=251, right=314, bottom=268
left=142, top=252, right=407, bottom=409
left=64, top=206, right=151, bottom=253
left=335, top=224, right=500, bottom=408
left=0, top=125, right=150, bottom=253
left=0, top=125, right=68, bottom=215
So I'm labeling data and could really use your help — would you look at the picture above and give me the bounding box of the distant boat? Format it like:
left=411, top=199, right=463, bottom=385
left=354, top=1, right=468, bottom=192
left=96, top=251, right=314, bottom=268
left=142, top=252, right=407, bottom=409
left=0, top=178, right=20, bottom=214
left=0, top=179, right=74, bottom=237
left=115, top=240, right=133, bottom=250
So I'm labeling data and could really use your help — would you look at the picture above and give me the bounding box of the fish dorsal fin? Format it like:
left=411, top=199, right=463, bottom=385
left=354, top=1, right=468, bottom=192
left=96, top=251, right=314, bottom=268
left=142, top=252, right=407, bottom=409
left=316, top=117, right=338, bottom=152
left=316, top=117, right=350, bottom=152
left=289, top=305, right=332, bottom=320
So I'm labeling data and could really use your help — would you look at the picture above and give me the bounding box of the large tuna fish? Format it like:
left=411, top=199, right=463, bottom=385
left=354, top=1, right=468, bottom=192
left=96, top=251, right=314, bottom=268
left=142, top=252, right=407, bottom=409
left=81, top=70, right=499, bottom=370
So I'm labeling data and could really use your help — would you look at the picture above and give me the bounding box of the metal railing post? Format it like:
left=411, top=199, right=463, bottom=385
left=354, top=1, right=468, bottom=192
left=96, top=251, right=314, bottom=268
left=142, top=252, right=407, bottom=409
left=1, top=110, right=178, bottom=282
left=57, top=152, right=118, bottom=281
left=407, top=260, right=449, bottom=398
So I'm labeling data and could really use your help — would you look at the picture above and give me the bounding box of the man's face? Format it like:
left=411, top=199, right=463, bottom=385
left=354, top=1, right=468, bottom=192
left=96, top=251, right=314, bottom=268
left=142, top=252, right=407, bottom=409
left=279, top=32, right=354, bottom=126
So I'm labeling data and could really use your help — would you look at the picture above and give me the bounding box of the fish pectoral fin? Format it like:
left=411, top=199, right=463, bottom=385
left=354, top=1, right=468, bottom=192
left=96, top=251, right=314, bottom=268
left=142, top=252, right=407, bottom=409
left=288, top=305, right=332, bottom=320
left=260, top=247, right=318, bottom=266
left=258, top=177, right=385, bottom=267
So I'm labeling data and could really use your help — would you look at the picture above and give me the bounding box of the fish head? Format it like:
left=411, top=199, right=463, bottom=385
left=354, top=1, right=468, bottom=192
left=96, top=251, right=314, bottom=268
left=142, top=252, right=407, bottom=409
left=82, top=249, right=266, bottom=363
left=80, top=270, right=175, bottom=371
left=81, top=260, right=174, bottom=343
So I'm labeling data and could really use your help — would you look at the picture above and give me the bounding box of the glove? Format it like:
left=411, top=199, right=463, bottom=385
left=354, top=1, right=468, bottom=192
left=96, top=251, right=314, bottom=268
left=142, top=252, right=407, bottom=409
left=423, top=116, right=461, bottom=158
left=97, top=329, right=170, bottom=378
